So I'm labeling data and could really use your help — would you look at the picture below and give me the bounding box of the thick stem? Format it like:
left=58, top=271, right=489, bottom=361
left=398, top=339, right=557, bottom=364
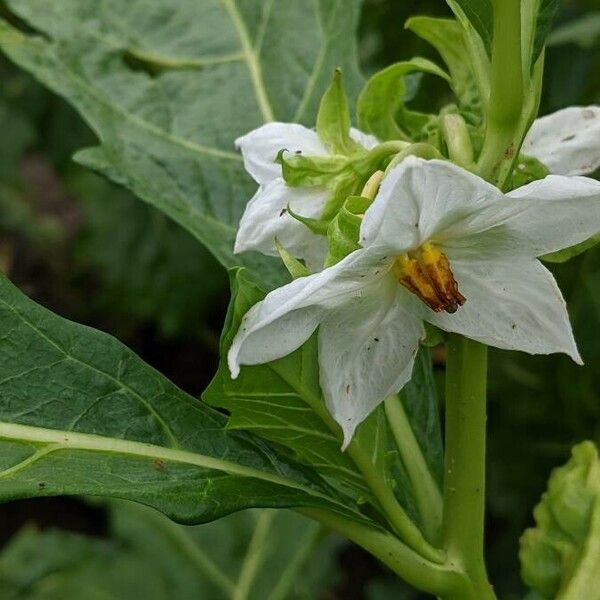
left=443, top=335, right=496, bottom=600
left=477, top=0, right=524, bottom=184
left=384, top=395, right=443, bottom=544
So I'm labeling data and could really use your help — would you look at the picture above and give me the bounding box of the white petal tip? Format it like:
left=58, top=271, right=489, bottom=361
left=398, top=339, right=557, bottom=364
left=227, top=353, right=241, bottom=380
left=339, top=421, right=358, bottom=452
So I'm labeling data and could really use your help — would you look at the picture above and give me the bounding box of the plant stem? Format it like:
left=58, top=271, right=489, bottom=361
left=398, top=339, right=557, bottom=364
left=346, top=439, right=445, bottom=563
left=477, top=0, right=524, bottom=184
left=384, top=395, right=443, bottom=544
left=299, top=507, right=473, bottom=598
left=443, top=334, right=496, bottom=600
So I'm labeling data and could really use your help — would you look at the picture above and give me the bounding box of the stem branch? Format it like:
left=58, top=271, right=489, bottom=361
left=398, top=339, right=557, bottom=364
left=384, top=395, right=443, bottom=544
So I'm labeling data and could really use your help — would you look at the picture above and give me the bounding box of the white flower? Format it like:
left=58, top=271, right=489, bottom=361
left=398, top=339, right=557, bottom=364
left=523, top=106, right=600, bottom=176
left=228, top=157, right=600, bottom=446
left=234, top=123, right=378, bottom=270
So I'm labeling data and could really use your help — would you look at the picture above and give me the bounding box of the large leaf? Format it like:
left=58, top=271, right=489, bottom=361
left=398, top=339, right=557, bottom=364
left=0, top=0, right=364, bottom=288
left=0, top=273, right=369, bottom=524
left=0, top=501, right=339, bottom=600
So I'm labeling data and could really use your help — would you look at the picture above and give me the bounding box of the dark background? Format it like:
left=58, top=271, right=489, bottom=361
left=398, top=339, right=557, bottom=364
left=0, top=1, right=598, bottom=598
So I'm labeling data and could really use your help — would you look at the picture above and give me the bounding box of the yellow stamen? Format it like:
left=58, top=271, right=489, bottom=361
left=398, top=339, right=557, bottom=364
left=394, top=243, right=466, bottom=313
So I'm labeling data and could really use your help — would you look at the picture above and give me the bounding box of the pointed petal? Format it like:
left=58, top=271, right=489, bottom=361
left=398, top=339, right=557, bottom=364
left=228, top=250, right=392, bottom=378
left=350, top=128, right=379, bottom=150
left=522, top=106, right=600, bottom=176
left=318, top=279, right=424, bottom=447
left=236, top=123, right=328, bottom=184
left=234, top=178, right=328, bottom=263
left=444, top=175, right=600, bottom=259
left=424, top=257, right=581, bottom=363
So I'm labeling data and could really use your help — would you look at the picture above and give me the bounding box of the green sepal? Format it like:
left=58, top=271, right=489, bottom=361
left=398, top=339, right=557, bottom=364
left=316, top=69, right=361, bottom=155
left=277, top=149, right=348, bottom=187
left=543, top=234, right=600, bottom=265
left=320, top=172, right=364, bottom=222
left=520, top=441, right=600, bottom=600
left=357, top=58, right=451, bottom=142
left=325, top=195, right=371, bottom=267
left=286, top=204, right=330, bottom=236
left=274, top=238, right=311, bottom=279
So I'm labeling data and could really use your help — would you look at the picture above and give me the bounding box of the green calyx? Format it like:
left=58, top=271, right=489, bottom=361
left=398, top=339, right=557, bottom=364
left=324, top=195, right=372, bottom=268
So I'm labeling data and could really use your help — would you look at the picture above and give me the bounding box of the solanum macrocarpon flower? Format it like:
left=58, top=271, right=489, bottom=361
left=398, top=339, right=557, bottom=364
left=234, top=123, right=378, bottom=270
left=228, top=157, right=600, bottom=446
left=523, top=106, right=600, bottom=176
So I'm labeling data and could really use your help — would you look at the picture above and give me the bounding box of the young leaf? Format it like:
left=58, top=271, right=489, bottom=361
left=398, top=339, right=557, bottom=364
left=405, top=17, right=488, bottom=121
left=0, top=0, right=365, bottom=289
left=520, top=441, right=600, bottom=600
left=446, top=0, right=493, bottom=55
left=0, top=274, right=368, bottom=524
left=357, top=58, right=451, bottom=142
left=316, top=70, right=359, bottom=155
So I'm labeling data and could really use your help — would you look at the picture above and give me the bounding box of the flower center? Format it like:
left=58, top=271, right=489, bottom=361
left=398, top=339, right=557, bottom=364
left=392, top=242, right=466, bottom=313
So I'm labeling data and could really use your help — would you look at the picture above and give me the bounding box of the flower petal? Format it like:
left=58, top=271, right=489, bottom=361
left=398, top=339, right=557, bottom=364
left=360, top=157, right=502, bottom=254
left=228, top=250, right=391, bottom=378
left=444, top=175, right=600, bottom=259
left=234, top=178, right=328, bottom=264
left=318, top=281, right=424, bottom=448
left=350, top=128, right=379, bottom=150
left=522, top=106, right=600, bottom=176
left=423, top=257, right=581, bottom=363
left=236, top=123, right=328, bottom=184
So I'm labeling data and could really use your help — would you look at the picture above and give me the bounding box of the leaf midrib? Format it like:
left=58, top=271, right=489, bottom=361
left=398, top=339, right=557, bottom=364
left=0, top=421, right=332, bottom=502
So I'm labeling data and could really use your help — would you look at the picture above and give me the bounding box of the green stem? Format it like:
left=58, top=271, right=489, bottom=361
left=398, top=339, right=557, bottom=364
left=443, top=335, right=496, bottom=600
left=299, top=508, right=472, bottom=598
left=346, top=439, right=445, bottom=564
left=384, top=395, right=443, bottom=544
left=477, top=0, right=524, bottom=184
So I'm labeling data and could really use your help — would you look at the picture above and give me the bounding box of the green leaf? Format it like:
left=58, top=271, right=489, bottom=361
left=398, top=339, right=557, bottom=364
left=316, top=69, right=359, bottom=155
left=325, top=195, right=370, bottom=267
left=0, top=501, right=339, bottom=600
left=0, top=273, right=369, bottom=523
left=405, top=17, right=487, bottom=121
left=357, top=58, right=450, bottom=142
left=72, top=171, right=228, bottom=337
left=520, top=441, right=600, bottom=600
left=0, top=0, right=364, bottom=288
left=203, top=269, right=370, bottom=501
left=399, top=350, right=443, bottom=488
left=446, top=0, right=493, bottom=55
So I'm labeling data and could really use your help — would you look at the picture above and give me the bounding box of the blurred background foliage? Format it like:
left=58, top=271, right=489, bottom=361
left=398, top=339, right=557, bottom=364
left=0, top=0, right=598, bottom=598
